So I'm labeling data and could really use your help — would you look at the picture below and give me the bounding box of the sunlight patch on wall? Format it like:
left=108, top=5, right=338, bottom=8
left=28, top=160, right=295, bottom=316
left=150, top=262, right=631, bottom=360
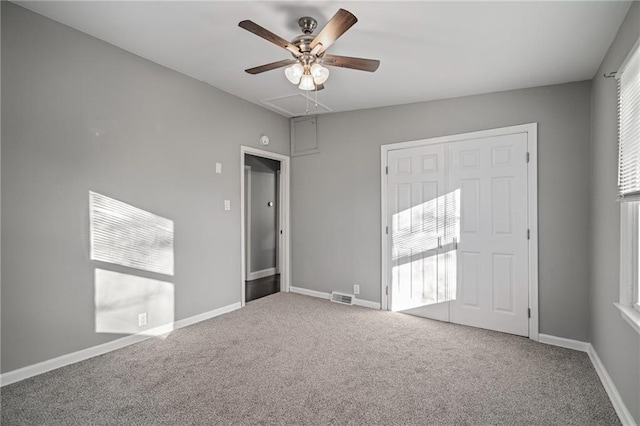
left=391, top=189, right=459, bottom=312
left=89, top=191, right=174, bottom=276
left=95, top=269, right=174, bottom=335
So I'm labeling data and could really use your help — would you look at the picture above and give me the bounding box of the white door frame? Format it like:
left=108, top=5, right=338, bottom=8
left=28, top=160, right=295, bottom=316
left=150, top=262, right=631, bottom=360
left=240, top=146, right=291, bottom=307
left=380, top=123, right=539, bottom=341
left=244, top=165, right=252, bottom=278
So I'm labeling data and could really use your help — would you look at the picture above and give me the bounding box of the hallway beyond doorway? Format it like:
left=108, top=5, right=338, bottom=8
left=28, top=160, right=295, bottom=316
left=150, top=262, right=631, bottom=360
left=246, top=274, right=280, bottom=302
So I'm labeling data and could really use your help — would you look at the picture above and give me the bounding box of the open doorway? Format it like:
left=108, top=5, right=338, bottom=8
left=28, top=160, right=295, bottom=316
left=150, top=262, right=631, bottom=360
left=244, top=154, right=280, bottom=302
left=240, top=146, right=290, bottom=307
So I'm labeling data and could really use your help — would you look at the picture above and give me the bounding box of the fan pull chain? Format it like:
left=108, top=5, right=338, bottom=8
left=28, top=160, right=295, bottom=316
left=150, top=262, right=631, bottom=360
left=315, top=86, right=318, bottom=108
left=306, top=92, right=309, bottom=114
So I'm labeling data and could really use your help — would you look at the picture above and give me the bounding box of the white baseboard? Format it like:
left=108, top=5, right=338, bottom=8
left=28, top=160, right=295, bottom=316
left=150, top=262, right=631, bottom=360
left=289, top=286, right=381, bottom=310
left=247, top=268, right=276, bottom=281
left=290, top=286, right=331, bottom=300
left=353, top=298, right=381, bottom=309
left=587, top=344, right=637, bottom=426
left=538, top=333, right=590, bottom=352
left=538, top=334, right=636, bottom=426
left=172, top=302, right=240, bottom=330
left=0, top=301, right=241, bottom=387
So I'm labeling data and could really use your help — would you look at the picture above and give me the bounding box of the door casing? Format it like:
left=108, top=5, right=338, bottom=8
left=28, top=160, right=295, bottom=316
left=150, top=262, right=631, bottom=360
left=380, top=123, right=539, bottom=341
left=240, top=146, right=291, bottom=307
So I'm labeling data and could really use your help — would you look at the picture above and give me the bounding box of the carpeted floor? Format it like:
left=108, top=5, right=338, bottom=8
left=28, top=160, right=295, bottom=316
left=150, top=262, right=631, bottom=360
left=1, top=293, right=618, bottom=425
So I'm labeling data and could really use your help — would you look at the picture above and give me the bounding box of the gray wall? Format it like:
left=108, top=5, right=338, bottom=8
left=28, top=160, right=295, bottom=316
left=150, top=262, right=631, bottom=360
left=245, top=155, right=279, bottom=273
left=292, top=81, right=592, bottom=342
left=1, top=3, right=289, bottom=373
left=590, top=2, right=640, bottom=422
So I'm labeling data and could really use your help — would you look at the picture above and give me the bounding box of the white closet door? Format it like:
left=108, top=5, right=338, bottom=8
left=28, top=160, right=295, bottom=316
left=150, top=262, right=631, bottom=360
left=448, top=133, right=529, bottom=336
left=386, top=131, right=530, bottom=337
left=387, top=144, right=451, bottom=321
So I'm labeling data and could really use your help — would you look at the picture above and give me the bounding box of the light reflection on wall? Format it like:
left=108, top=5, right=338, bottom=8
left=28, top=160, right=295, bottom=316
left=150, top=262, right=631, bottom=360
left=391, top=189, right=460, bottom=312
left=90, top=191, right=176, bottom=336
left=89, top=191, right=174, bottom=276
left=95, top=269, right=174, bottom=335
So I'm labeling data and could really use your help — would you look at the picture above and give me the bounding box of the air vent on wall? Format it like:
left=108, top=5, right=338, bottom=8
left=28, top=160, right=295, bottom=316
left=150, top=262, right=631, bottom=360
left=330, top=292, right=355, bottom=305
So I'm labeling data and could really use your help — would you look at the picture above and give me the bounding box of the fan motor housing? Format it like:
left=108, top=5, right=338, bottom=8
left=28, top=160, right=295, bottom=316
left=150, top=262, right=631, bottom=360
left=292, top=35, right=315, bottom=53
left=298, top=17, right=317, bottom=34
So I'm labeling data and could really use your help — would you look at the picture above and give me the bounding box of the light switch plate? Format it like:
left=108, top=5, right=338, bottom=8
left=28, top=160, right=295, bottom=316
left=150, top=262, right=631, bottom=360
left=224, top=200, right=231, bottom=211
left=216, top=163, right=222, bottom=174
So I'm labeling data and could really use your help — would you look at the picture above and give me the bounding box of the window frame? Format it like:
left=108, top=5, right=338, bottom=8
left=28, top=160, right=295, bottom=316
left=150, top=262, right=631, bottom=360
left=617, top=201, right=640, bottom=334
left=615, top=35, right=640, bottom=334
left=635, top=205, right=640, bottom=312
left=630, top=203, right=639, bottom=313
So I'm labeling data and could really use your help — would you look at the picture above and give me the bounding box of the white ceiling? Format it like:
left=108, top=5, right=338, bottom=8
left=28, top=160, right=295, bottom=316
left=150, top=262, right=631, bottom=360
left=18, top=1, right=631, bottom=117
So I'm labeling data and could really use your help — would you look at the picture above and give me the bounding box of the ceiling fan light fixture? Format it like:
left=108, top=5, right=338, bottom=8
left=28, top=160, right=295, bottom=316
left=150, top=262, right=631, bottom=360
left=285, top=63, right=304, bottom=84
left=241, top=9, right=379, bottom=93
left=310, top=63, right=330, bottom=85
left=298, top=73, right=315, bottom=91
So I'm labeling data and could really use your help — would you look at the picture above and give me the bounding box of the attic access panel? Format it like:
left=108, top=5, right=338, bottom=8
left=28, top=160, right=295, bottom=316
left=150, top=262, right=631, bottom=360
left=261, top=93, right=331, bottom=117
left=291, top=115, right=319, bottom=157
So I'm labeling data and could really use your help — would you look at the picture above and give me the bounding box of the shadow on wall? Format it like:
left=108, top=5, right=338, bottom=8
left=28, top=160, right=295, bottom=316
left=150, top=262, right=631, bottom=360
left=89, top=191, right=175, bottom=336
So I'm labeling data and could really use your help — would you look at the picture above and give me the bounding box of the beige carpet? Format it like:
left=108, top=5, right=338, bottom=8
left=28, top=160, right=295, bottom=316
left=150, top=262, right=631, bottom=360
left=1, top=292, right=618, bottom=425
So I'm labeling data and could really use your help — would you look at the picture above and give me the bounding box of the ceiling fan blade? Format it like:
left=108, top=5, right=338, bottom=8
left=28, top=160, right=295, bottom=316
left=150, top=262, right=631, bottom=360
left=245, top=59, right=298, bottom=75
left=239, top=20, right=300, bottom=56
left=310, top=9, right=357, bottom=55
left=321, top=54, right=380, bottom=72
left=315, top=83, right=325, bottom=91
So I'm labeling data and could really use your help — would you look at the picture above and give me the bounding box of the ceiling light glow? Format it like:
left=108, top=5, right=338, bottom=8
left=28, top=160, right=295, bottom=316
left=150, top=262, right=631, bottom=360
left=285, top=63, right=304, bottom=84
left=310, top=64, right=329, bottom=84
left=298, top=73, right=315, bottom=91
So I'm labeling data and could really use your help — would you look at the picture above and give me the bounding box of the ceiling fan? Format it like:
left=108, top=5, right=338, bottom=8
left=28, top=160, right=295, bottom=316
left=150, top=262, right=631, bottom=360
left=239, top=9, right=380, bottom=91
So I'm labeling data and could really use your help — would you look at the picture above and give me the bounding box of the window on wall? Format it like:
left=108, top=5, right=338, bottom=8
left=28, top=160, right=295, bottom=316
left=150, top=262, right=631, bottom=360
left=616, top=36, right=640, bottom=333
left=636, top=208, right=640, bottom=308
left=620, top=201, right=640, bottom=305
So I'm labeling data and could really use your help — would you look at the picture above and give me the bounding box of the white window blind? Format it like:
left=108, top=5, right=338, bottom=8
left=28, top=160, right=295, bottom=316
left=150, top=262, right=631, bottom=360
left=618, top=37, right=640, bottom=200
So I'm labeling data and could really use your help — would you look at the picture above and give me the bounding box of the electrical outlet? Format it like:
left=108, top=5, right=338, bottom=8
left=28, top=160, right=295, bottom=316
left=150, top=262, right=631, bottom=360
left=138, top=312, right=147, bottom=327
left=353, top=284, right=360, bottom=295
